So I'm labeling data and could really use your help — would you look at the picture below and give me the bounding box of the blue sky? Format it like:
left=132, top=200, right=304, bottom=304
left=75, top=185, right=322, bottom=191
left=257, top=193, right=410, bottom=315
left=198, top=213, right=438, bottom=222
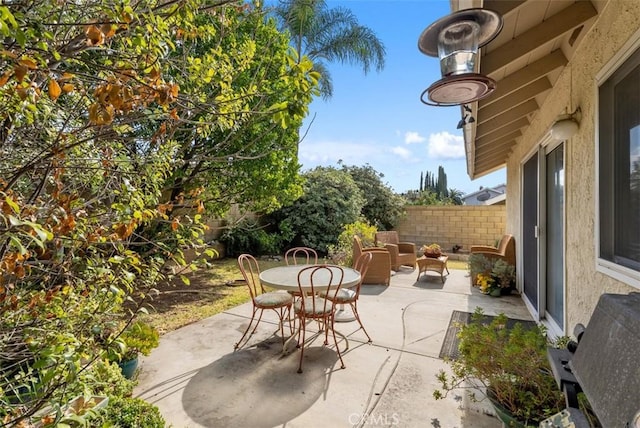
left=295, top=0, right=506, bottom=195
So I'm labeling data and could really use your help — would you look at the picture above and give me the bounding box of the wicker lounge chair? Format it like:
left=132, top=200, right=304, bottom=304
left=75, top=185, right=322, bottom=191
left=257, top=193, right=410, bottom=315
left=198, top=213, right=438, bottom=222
left=470, top=234, right=516, bottom=267
left=469, top=234, right=516, bottom=285
left=375, top=231, right=417, bottom=271
left=352, top=236, right=391, bottom=286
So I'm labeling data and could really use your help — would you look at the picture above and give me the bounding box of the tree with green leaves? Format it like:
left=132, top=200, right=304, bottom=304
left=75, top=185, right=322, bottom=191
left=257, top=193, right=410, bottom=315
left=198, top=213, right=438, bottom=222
left=158, top=6, right=320, bottom=216
left=271, top=166, right=365, bottom=253
left=437, top=165, right=448, bottom=199
left=273, top=0, right=386, bottom=99
left=340, top=162, right=405, bottom=230
left=447, top=188, right=464, bottom=205
left=0, top=1, right=318, bottom=423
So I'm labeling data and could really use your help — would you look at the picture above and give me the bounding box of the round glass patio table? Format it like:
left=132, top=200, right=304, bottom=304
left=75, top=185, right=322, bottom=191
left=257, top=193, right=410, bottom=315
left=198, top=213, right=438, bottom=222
left=259, top=264, right=361, bottom=322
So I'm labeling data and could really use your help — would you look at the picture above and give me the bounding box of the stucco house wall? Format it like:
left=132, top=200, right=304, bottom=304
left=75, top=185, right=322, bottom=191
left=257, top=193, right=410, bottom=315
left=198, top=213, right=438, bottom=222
left=505, top=0, right=640, bottom=329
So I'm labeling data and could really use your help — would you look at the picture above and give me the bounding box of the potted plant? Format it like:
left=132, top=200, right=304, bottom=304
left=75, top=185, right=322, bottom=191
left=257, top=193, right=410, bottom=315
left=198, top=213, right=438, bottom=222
left=421, top=243, right=442, bottom=258
left=110, top=321, right=159, bottom=379
left=434, top=308, right=564, bottom=427
left=469, top=255, right=516, bottom=295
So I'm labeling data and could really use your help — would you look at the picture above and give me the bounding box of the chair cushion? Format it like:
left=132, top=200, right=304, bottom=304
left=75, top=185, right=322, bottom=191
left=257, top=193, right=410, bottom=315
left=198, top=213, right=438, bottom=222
left=255, top=291, right=293, bottom=308
left=318, top=288, right=356, bottom=303
left=294, top=297, right=334, bottom=316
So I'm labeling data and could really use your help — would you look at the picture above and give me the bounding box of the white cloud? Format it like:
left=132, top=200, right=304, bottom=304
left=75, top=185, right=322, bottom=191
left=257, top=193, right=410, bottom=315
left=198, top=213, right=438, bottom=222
left=428, top=131, right=465, bottom=159
left=404, top=131, right=425, bottom=144
left=298, top=136, right=421, bottom=176
left=391, top=146, right=412, bottom=160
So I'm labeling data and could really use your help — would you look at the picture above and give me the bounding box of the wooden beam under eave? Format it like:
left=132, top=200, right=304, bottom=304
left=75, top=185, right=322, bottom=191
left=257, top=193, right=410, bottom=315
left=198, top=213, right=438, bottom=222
left=481, top=1, right=597, bottom=75
left=475, top=141, right=516, bottom=163
left=483, top=0, right=526, bottom=17
left=474, top=131, right=522, bottom=159
left=475, top=99, right=538, bottom=138
left=475, top=156, right=508, bottom=176
left=476, top=154, right=509, bottom=171
left=475, top=147, right=515, bottom=165
left=478, top=77, right=552, bottom=123
left=475, top=120, right=526, bottom=147
left=481, top=50, right=567, bottom=107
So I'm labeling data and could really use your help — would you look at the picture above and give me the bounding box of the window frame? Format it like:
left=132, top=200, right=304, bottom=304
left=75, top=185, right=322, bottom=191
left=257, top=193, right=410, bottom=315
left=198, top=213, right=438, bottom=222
left=596, top=28, right=640, bottom=290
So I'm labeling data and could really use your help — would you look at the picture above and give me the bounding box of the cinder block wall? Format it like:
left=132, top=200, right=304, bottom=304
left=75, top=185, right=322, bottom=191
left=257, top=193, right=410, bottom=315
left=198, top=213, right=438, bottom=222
left=395, top=206, right=506, bottom=254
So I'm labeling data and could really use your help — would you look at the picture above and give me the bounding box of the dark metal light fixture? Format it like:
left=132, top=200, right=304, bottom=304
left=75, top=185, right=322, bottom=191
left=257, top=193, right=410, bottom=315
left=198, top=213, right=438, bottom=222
left=456, top=114, right=475, bottom=129
left=418, top=8, right=503, bottom=106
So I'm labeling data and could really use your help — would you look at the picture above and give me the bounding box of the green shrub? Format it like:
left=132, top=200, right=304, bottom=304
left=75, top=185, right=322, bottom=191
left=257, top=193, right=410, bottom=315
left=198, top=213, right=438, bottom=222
left=434, top=308, right=564, bottom=424
left=219, top=218, right=282, bottom=257
left=328, top=220, right=377, bottom=266
left=74, top=359, right=136, bottom=399
left=121, top=322, right=160, bottom=359
left=271, top=167, right=365, bottom=254
left=90, top=397, right=166, bottom=427
left=93, top=360, right=135, bottom=398
left=340, top=163, right=406, bottom=230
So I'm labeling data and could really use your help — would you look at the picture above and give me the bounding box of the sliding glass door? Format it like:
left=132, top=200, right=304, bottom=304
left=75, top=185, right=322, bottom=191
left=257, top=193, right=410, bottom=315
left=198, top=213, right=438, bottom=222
left=521, top=142, right=565, bottom=331
left=545, top=144, right=564, bottom=330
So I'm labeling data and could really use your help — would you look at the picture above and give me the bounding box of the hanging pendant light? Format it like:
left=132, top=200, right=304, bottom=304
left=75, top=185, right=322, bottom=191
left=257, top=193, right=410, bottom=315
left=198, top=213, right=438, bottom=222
left=418, top=8, right=503, bottom=106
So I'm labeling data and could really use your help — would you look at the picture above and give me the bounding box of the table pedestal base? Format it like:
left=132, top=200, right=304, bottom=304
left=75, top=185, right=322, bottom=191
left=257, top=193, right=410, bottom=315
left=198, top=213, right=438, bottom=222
left=334, top=304, right=356, bottom=322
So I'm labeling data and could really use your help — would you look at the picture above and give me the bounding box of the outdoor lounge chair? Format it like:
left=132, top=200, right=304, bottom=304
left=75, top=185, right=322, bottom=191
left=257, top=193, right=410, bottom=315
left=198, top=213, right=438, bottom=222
left=469, top=234, right=516, bottom=286
left=375, top=231, right=417, bottom=271
left=470, top=234, right=516, bottom=267
left=352, top=236, right=391, bottom=286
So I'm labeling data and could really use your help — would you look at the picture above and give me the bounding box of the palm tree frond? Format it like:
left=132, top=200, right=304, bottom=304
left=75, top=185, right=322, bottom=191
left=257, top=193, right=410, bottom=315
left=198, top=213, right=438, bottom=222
left=274, top=0, right=386, bottom=99
left=310, top=25, right=385, bottom=74
left=310, top=61, right=333, bottom=99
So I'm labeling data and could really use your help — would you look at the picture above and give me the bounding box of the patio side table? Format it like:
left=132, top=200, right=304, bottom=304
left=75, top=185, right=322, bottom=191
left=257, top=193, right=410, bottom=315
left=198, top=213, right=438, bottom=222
left=416, top=255, right=449, bottom=283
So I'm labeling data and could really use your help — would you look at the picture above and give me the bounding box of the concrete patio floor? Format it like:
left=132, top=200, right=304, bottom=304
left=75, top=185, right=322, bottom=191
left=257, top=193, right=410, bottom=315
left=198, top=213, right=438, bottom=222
left=135, top=266, right=533, bottom=428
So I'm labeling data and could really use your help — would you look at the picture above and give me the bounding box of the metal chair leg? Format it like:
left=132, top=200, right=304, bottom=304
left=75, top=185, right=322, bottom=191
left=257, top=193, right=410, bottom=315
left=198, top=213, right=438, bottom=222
left=350, top=301, right=372, bottom=342
left=234, top=306, right=260, bottom=350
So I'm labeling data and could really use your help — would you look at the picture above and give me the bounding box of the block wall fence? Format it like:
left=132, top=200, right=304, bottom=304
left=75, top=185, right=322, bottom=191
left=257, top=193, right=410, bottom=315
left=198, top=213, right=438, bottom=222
left=203, top=205, right=506, bottom=258
left=395, top=205, right=506, bottom=254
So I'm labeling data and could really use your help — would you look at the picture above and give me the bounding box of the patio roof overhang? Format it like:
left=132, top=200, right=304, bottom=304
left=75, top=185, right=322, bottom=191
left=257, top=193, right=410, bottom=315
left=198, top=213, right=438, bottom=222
left=450, top=0, right=603, bottom=179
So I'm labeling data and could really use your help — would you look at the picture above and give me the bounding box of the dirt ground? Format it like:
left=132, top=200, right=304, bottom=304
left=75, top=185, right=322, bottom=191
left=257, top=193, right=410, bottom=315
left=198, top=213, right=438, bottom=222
left=150, top=270, right=240, bottom=312
left=140, top=257, right=285, bottom=332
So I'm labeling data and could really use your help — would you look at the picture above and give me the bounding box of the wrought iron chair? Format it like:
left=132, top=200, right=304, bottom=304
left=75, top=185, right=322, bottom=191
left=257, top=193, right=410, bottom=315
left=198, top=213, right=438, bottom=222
left=284, top=247, right=318, bottom=301
left=284, top=247, right=318, bottom=265
left=319, top=252, right=373, bottom=342
left=294, top=265, right=346, bottom=373
left=234, top=254, right=293, bottom=350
